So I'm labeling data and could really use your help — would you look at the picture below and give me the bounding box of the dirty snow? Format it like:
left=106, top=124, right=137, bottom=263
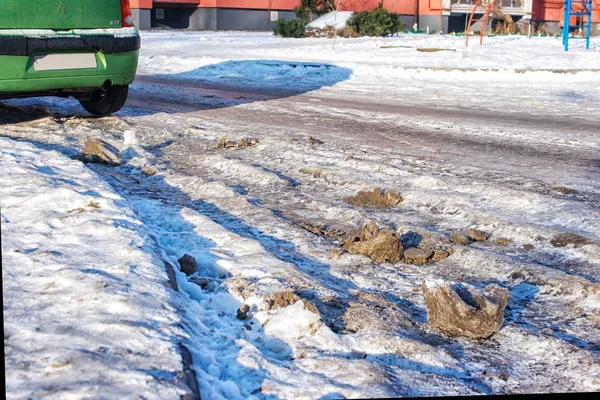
left=2, top=31, right=600, bottom=398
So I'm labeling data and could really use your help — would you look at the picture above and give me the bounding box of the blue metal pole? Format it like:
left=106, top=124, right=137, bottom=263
left=563, top=0, right=570, bottom=51
left=586, top=0, right=592, bottom=49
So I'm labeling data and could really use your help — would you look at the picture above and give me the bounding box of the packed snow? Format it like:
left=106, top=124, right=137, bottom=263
left=2, top=31, right=600, bottom=398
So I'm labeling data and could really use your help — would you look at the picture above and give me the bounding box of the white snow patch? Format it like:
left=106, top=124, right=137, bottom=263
left=123, top=129, right=141, bottom=147
left=307, top=11, right=354, bottom=30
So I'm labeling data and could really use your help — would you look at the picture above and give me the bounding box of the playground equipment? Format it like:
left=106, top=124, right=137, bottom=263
left=465, top=0, right=600, bottom=51
left=563, top=0, right=593, bottom=50
left=464, top=0, right=482, bottom=47
left=465, top=1, right=516, bottom=47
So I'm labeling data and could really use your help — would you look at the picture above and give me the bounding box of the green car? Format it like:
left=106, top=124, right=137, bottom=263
left=0, top=0, right=140, bottom=115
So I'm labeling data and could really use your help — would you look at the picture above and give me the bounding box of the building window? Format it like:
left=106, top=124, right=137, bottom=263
left=156, top=9, right=165, bottom=20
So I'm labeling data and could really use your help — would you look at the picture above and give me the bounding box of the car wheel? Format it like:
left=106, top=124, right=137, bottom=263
left=79, top=85, right=129, bottom=116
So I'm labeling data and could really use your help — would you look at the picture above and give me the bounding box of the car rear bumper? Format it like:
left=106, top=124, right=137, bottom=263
left=0, top=50, right=139, bottom=95
left=0, top=28, right=141, bottom=56
left=0, top=28, right=140, bottom=96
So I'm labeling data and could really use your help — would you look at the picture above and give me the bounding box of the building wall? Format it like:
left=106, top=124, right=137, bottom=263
left=216, top=8, right=295, bottom=30
left=340, top=0, right=417, bottom=15
left=213, top=0, right=298, bottom=9
left=130, top=0, right=153, bottom=8
left=151, top=6, right=198, bottom=29
left=129, top=0, right=600, bottom=32
left=534, top=0, right=600, bottom=27
left=132, top=8, right=152, bottom=30
left=189, top=8, right=295, bottom=30
left=139, top=0, right=298, bottom=9
left=339, top=0, right=600, bottom=24
left=130, top=0, right=153, bottom=30
left=147, top=7, right=295, bottom=30
left=189, top=8, right=218, bottom=30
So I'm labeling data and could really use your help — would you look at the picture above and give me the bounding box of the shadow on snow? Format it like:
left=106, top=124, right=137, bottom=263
left=0, top=60, right=353, bottom=122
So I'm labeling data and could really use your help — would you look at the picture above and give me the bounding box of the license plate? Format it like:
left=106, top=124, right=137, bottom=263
left=33, top=53, right=97, bottom=72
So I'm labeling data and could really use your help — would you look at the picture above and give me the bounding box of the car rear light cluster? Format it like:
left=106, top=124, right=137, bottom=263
left=121, top=0, right=133, bottom=27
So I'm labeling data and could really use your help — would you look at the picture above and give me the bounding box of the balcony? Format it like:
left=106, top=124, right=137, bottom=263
left=450, top=0, right=523, bottom=6
left=449, top=0, right=528, bottom=13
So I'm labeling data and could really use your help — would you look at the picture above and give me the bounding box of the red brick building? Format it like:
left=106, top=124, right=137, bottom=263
left=129, top=0, right=296, bottom=30
left=129, top=0, right=599, bottom=34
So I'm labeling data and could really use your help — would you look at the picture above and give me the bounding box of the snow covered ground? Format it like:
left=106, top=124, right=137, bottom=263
left=0, top=138, right=195, bottom=398
left=136, top=30, right=600, bottom=120
left=2, top=31, right=600, bottom=398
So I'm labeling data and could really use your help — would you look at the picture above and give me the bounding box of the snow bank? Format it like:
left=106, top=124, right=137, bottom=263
left=0, top=138, right=192, bottom=399
left=306, top=11, right=354, bottom=30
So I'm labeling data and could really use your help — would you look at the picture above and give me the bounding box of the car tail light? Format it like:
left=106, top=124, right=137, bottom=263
left=121, top=0, right=133, bottom=27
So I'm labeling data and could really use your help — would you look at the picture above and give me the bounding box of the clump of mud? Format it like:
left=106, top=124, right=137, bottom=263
left=449, top=229, right=490, bottom=245
left=466, top=229, right=490, bottom=242
left=237, top=304, right=250, bottom=320
left=341, top=222, right=403, bottom=263
left=552, top=186, right=577, bottom=195
left=344, top=188, right=403, bottom=209
left=178, top=254, right=198, bottom=276
left=423, top=281, right=511, bottom=339
left=267, top=290, right=320, bottom=316
left=341, top=223, right=453, bottom=265
left=401, top=230, right=453, bottom=265
left=216, top=137, right=259, bottom=149
left=299, top=222, right=346, bottom=240
left=76, top=137, right=122, bottom=165
left=403, top=248, right=434, bottom=265
left=550, top=232, right=592, bottom=248
left=495, top=237, right=512, bottom=245
left=416, top=48, right=457, bottom=53
left=450, top=232, right=469, bottom=246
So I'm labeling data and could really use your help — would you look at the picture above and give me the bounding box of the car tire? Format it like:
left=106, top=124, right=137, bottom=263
left=79, top=85, right=129, bottom=116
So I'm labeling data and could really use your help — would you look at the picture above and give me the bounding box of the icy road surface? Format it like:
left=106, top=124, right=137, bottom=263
left=2, top=32, right=600, bottom=398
